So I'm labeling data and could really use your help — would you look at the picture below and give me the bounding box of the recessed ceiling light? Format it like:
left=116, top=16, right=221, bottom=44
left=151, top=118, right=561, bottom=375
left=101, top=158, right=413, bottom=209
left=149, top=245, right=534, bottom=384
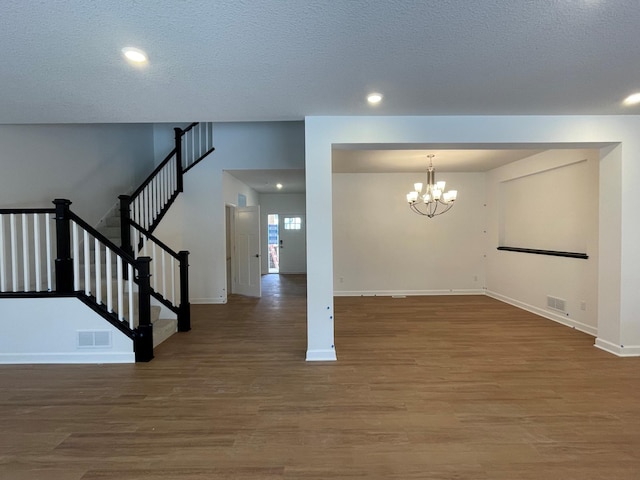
left=122, top=47, right=148, bottom=63
left=367, top=93, right=383, bottom=104
left=276, top=183, right=283, bottom=190
left=623, top=92, right=640, bottom=106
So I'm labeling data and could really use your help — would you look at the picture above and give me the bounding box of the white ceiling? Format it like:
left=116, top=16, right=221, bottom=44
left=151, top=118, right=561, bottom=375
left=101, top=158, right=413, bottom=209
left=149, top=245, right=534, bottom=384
left=2, top=0, right=640, bottom=123
left=227, top=169, right=306, bottom=194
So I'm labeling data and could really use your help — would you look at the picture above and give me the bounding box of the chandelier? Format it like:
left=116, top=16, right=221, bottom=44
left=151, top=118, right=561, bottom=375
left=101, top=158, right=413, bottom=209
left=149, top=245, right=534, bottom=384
left=406, top=154, right=458, bottom=218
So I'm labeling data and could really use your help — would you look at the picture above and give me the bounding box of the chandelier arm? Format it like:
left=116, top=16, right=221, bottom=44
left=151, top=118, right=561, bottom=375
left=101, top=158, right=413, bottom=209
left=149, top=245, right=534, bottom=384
left=409, top=202, right=435, bottom=217
left=434, top=202, right=453, bottom=217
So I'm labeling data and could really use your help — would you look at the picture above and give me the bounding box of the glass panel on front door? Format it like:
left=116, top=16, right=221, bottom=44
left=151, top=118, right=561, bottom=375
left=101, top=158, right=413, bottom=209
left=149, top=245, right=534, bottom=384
left=268, top=214, right=279, bottom=273
left=284, top=217, right=301, bottom=230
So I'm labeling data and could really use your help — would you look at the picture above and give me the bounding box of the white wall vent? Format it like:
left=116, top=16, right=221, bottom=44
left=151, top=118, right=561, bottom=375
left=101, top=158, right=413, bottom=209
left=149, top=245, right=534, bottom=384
left=547, top=296, right=566, bottom=312
left=77, top=331, right=112, bottom=348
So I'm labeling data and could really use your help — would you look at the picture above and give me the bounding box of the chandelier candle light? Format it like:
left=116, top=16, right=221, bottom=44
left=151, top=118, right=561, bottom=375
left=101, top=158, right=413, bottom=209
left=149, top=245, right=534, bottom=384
left=406, top=154, right=458, bottom=218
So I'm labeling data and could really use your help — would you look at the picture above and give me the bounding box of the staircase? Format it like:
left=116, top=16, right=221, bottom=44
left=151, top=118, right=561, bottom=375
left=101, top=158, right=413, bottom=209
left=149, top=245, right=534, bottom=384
left=96, top=209, right=176, bottom=348
left=0, top=122, right=214, bottom=362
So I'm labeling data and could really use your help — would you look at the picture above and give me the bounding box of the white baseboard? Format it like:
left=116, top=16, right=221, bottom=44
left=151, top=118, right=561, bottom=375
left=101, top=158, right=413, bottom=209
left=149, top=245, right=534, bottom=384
left=0, top=352, right=135, bottom=364
left=334, top=289, right=484, bottom=297
left=594, top=338, right=640, bottom=357
left=306, top=349, right=337, bottom=361
left=486, top=290, right=598, bottom=336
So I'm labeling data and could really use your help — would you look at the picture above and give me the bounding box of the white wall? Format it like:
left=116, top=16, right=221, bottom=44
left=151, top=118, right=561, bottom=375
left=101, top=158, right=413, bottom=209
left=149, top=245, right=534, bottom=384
left=152, top=122, right=191, bottom=164
left=152, top=121, right=305, bottom=304
left=258, top=193, right=307, bottom=273
left=0, top=297, right=134, bottom=363
left=224, top=172, right=259, bottom=207
left=0, top=124, right=155, bottom=225
left=305, top=115, right=640, bottom=360
left=332, top=172, right=485, bottom=295
left=485, top=149, right=599, bottom=335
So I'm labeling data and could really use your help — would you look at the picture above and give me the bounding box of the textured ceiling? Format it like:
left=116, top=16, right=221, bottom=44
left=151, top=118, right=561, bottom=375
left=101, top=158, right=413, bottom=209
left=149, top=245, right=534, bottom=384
left=2, top=0, right=640, bottom=123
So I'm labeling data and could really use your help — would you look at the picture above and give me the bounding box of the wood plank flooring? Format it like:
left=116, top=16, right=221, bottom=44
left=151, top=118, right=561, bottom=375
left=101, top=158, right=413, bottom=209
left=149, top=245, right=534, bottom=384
left=1, top=274, right=640, bottom=479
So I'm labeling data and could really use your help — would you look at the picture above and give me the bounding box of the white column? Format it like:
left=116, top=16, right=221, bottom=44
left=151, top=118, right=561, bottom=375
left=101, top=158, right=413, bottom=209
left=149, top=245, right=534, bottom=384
left=304, top=121, right=336, bottom=361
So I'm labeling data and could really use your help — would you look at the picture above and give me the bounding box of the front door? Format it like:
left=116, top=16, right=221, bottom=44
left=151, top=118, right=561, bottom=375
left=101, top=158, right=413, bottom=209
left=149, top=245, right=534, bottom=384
left=234, top=206, right=261, bottom=297
left=279, top=215, right=306, bottom=274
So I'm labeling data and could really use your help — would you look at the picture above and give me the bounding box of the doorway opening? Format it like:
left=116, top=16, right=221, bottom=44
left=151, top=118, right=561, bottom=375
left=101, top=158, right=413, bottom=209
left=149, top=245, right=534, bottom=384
left=268, top=213, right=279, bottom=273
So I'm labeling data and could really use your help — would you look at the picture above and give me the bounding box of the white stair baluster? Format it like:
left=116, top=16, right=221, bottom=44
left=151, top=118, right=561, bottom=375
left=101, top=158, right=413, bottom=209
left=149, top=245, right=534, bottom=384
left=149, top=182, right=154, bottom=224
left=95, top=239, right=102, bottom=305
left=72, top=222, right=79, bottom=291
left=22, top=213, right=29, bottom=291
left=182, top=132, right=186, bottom=169
left=33, top=214, right=41, bottom=292
left=10, top=213, right=17, bottom=292
left=152, top=242, right=157, bottom=292
left=128, top=263, right=134, bottom=329
left=0, top=214, right=5, bottom=292
left=151, top=178, right=155, bottom=218
left=143, top=190, right=147, bottom=227
left=161, top=248, right=166, bottom=298
left=147, top=184, right=151, bottom=228
left=170, top=256, right=175, bottom=304
left=106, top=248, right=113, bottom=312
left=191, top=128, right=195, bottom=167
left=83, top=229, right=90, bottom=295
left=153, top=176, right=157, bottom=216
left=45, top=214, right=52, bottom=291
left=116, top=256, right=123, bottom=321
left=163, top=165, right=168, bottom=207
left=160, top=167, right=165, bottom=210
left=171, top=155, right=176, bottom=193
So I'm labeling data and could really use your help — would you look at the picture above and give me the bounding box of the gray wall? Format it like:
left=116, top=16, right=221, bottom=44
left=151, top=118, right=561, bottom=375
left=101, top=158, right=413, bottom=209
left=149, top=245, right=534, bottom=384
left=0, top=124, right=155, bottom=225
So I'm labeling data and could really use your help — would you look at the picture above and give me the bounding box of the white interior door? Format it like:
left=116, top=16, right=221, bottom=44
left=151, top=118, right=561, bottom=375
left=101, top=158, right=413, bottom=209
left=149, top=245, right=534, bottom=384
left=279, top=215, right=306, bottom=274
left=234, top=206, right=261, bottom=297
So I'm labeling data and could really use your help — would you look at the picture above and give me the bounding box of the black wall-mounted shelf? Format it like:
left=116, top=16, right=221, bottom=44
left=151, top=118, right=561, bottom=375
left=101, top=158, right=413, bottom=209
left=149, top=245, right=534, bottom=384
left=497, top=246, right=588, bottom=259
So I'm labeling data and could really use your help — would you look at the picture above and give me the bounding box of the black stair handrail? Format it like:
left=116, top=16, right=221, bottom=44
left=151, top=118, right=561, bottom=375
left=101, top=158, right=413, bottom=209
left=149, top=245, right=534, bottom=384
left=0, top=200, right=155, bottom=362
left=127, top=218, right=191, bottom=332
left=118, top=122, right=213, bottom=333
left=62, top=201, right=154, bottom=362
left=130, top=147, right=177, bottom=201
left=124, top=122, right=214, bottom=239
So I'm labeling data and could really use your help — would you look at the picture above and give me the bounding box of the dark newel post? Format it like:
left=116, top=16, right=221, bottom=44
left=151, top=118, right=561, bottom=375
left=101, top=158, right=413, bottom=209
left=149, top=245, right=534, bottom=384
left=134, top=256, right=154, bottom=362
left=178, top=250, right=191, bottom=332
left=174, top=127, right=184, bottom=193
left=53, top=199, right=73, bottom=293
left=118, top=194, right=133, bottom=257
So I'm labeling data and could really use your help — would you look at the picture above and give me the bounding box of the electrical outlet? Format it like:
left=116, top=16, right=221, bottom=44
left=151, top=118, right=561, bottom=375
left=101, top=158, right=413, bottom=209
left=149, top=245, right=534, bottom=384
left=580, top=301, right=586, bottom=311
left=339, top=277, right=344, bottom=283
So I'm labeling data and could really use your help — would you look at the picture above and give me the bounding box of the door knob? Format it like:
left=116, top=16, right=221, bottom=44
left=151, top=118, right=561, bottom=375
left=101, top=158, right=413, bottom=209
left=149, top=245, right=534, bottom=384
left=255, top=254, right=260, bottom=258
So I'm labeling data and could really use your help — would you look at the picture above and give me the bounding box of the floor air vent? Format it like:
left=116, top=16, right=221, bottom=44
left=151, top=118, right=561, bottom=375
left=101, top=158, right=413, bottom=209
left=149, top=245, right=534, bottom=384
left=77, top=331, right=112, bottom=348
left=547, top=296, right=566, bottom=312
